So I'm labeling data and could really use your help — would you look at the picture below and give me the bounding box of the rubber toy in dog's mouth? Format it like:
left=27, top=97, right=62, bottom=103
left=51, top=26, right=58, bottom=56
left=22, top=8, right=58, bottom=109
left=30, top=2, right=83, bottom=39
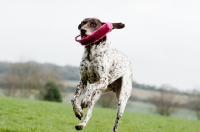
left=75, top=22, right=113, bottom=46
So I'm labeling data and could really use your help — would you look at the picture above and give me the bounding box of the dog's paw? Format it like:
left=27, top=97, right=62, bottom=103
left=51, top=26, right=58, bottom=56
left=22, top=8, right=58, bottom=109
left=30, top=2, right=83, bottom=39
left=74, top=108, right=84, bottom=120
left=75, top=123, right=85, bottom=130
left=81, top=99, right=91, bottom=109
left=112, top=125, right=118, bottom=132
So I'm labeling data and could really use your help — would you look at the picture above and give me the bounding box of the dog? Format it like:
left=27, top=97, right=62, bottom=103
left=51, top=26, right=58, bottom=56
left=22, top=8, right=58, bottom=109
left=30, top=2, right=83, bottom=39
left=71, top=18, right=133, bottom=132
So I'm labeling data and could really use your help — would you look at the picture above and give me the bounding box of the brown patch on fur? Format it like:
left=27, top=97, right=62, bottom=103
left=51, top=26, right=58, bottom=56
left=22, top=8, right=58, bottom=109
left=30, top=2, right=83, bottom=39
left=77, top=18, right=125, bottom=46
left=112, top=23, right=125, bottom=29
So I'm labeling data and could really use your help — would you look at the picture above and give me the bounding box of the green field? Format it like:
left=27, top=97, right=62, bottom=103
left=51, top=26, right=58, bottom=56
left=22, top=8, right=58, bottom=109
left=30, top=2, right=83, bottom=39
left=0, top=96, right=200, bottom=132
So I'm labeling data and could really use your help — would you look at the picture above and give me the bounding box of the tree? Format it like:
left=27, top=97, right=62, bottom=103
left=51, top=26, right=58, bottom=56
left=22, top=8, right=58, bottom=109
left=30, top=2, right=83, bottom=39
left=3, top=73, right=19, bottom=96
left=150, top=85, right=179, bottom=116
left=43, top=81, right=62, bottom=102
left=2, top=62, right=37, bottom=97
left=3, top=61, right=61, bottom=98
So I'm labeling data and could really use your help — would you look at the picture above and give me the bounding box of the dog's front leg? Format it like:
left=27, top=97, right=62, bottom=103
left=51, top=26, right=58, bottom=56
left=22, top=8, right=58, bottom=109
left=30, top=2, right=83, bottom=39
left=71, top=80, right=86, bottom=120
left=81, top=79, right=108, bottom=109
left=75, top=79, right=108, bottom=130
left=81, top=85, right=93, bottom=109
left=76, top=88, right=104, bottom=130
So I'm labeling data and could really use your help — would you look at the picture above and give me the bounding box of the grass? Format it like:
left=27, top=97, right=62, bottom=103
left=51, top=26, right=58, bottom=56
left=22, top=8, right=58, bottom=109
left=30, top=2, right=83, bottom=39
left=0, top=96, right=200, bottom=132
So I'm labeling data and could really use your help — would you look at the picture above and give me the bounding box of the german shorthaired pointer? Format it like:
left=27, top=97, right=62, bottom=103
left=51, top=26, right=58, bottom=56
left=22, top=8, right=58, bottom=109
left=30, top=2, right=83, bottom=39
left=71, top=18, right=133, bottom=132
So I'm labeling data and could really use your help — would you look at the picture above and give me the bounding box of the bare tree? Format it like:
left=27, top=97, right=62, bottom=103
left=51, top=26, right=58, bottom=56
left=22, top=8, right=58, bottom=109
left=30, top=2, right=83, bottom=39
left=3, top=61, right=61, bottom=99
left=3, top=74, right=19, bottom=96
left=16, top=62, right=39, bottom=97
left=150, top=85, right=179, bottom=116
left=36, top=70, right=61, bottom=99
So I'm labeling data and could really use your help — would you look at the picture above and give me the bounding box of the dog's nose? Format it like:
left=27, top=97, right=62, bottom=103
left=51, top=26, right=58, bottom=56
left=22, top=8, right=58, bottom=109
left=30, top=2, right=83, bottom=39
left=80, top=29, right=86, bottom=34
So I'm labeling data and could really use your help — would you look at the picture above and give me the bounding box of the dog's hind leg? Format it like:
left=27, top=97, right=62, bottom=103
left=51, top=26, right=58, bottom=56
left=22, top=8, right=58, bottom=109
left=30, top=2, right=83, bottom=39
left=112, top=75, right=132, bottom=132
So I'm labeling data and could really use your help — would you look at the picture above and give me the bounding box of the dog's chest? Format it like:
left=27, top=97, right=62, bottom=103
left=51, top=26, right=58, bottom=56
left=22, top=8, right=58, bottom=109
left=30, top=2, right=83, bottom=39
left=80, top=42, right=114, bottom=83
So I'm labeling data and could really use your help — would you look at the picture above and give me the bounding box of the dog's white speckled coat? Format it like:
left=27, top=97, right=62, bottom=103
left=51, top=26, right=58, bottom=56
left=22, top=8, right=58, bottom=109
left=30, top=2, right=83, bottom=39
left=71, top=18, right=133, bottom=132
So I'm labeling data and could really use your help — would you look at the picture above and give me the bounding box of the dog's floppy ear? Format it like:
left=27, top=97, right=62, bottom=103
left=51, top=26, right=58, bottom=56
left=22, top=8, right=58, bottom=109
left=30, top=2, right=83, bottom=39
left=78, top=24, right=81, bottom=30
left=112, top=23, right=125, bottom=29
left=101, top=22, right=105, bottom=25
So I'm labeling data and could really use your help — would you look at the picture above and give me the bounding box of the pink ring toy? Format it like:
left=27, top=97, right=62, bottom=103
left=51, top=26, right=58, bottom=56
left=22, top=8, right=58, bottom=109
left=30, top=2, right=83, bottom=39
left=75, top=22, right=113, bottom=46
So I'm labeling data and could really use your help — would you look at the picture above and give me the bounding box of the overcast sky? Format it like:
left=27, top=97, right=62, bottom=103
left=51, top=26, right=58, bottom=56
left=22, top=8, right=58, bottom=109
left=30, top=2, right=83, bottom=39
left=0, top=0, right=200, bottom=91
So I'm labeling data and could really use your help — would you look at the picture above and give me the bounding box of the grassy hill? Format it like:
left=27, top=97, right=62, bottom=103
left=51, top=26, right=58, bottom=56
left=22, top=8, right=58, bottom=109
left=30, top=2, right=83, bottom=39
left=0, top=96, right=200, bottom=132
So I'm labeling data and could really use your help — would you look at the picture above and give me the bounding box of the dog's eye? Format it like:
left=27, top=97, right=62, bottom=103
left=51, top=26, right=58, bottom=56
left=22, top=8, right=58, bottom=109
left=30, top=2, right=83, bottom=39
left=90, top=22, right=96, bottom=26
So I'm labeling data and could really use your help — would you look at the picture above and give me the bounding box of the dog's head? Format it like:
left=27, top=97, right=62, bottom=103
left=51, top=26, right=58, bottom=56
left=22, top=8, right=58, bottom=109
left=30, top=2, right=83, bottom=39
left=78, top=18, right=125, bottom=43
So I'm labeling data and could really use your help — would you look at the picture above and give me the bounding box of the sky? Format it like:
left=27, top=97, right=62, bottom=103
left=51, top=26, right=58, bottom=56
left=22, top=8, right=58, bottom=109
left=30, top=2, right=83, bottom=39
left=0, top=0, right=200, bottom=91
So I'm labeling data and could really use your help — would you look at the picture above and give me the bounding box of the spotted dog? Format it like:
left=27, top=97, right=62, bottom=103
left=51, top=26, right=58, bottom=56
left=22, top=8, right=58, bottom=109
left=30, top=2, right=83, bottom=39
left=71, top=18, right=133, bottom=132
